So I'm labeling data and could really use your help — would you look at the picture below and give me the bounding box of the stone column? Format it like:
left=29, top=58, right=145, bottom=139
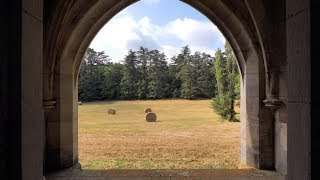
left=264, top=71, right=282, bottom=110
left=43, top=100, right=56, bottom=171
left=241, top=50, right=274, bottom=169
left=21, top=0, right=44, bottom=179
left=286, top=0, right=311, bottom=179
left=60, top=49, right=81, bottom=168
left=263, top=70, right=282, bottom=171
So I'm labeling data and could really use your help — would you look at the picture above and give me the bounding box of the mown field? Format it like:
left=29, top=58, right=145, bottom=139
left=78, top=99, right=240, bottom=169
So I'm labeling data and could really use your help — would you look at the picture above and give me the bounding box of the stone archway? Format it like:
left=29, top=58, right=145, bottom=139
left=43, top=0, right=286, bottom=174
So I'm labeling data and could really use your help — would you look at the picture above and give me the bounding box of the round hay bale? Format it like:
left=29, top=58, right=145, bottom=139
left=144, top=107, right=152, bottom=113
left=235, top=100, right=240, bottom=107
left=78, top=101, right=82, bottom=105
left=145, top=112, right=157, bottom=122
left=107, top=108, right=116, bottom=115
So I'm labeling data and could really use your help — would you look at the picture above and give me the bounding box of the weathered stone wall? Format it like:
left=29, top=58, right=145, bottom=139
left=43, top=0, right=275, bottom=172
left=311, top=0, right=320, bottom=179
left=267, top=0, right=287, bottom=174
left=0, top=0, right=312, bottom=179
left=286, top=0, right=311, bottom=179
left=43, top=0, right=226, bottom=170
left=21, top=0, right=44, bottom=179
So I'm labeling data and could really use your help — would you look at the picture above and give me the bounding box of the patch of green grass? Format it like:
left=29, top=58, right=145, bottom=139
left=82, top=157, right=237, bottom=169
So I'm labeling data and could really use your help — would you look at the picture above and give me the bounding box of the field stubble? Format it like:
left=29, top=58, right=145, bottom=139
left=79, top=99, right=240, bottom=169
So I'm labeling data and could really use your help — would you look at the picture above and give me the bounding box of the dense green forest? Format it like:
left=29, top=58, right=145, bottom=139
left=78, top=43, right=240, bottom=120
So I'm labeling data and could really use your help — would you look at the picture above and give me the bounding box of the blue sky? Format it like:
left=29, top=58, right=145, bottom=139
left=89, top=0, right=225, bottom=63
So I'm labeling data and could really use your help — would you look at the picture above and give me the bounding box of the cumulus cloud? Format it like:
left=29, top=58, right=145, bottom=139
left=165, top=18, right=225, bottom=47
left=126, top=30, right=161, bottom=50
left=89, top=11, right=225, bottom=62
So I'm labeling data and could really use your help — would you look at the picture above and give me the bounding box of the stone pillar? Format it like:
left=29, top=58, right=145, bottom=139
left=73, top=77, right=79, bottom=165
left=43, top=100, right=57, bottom=171
left=59, top=72, right=76, bottom=168
left=263, top=70, right=282, bottom=170
left=21, top=0, right=44, bottom=179
left=46, top=70, right=78, bottom=171
left=311, top=0, right=320, bottom=179
left=264, top=68, right=287, bottom=174
left=241, top=50, right=274, bottom=169
left=286, top=0, right=311, bottom=179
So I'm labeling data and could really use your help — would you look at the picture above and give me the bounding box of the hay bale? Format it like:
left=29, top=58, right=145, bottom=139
left=145, top=112, right=157, bottom=122
left=107, top=108, right=116, bottom=115
left=144, top=107, right=152, bottom=113
left=78, top=101, right=82, bottom=105
left=235, top=100, right=240, bottom=107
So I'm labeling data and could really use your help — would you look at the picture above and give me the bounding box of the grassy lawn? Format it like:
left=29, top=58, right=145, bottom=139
left=78, top=99, right=240, bottom=169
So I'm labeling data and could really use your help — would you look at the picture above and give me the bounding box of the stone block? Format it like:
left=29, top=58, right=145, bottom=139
left=286, top=10, right=309, bottom=56
left=46, top=121, right=60, bottom=146
left=287, top=102, right=310, bottom=179
left=245, top=52, right=260, bottom=74
left=275, top=122, right=287, bottom=174
left=245, top=97, right=260, bottom=120
left=286, top=0, right=309, bottom=19
left=246, top=1, right=267, bottom=24
left=60, top=122, right=74, bottom=144
left=246, top=121, right=259, bottom=150
left=245, top=145, right=260, bottom=168
left=240, top=138, right=247, bottom=163
left=286, top=11, right=310, bottom=103
left=21, top=8, right=44, bottom=180
left=275, top=104, right=288, bottom=123
left=244, top=74, right=260, bottom=97
left=22, top=0, right=43, bottom=21
left=280, top=123, right=287, bottom=153
left=278, top=71, right=288, bottom=99
left=22, top=144, right=43, bottom=179
left=287, top=54, right=310, bottom=103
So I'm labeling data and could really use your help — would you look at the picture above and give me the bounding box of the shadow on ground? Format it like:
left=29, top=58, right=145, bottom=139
left=45, top=167, right=285, bottom=180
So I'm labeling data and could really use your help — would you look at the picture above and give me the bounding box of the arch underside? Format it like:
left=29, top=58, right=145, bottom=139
left=43, top=0, right=287, bottom=174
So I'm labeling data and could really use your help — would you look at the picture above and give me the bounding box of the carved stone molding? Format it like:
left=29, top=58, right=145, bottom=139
left=263, top=98, right=282, bottom=111
left=43, top=100, right=56, bottom=113
left=264, top=69, right=282, bottom=112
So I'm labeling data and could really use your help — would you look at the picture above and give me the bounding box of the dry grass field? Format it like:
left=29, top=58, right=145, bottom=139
left=78, top=99, right=240, bottom=170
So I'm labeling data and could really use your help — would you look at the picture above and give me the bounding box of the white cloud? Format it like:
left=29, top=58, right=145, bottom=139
left=165, top=18, right=225, bottom=47
left=161, top=45, right=180, bottom=61
left=89, top=12, right=225, bottom=63
left=188, top=45, right=216, bottom=56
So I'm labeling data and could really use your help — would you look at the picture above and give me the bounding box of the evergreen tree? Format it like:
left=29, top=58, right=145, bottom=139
left=211, top=42, right=240, bottom=121
left=193, top=52, right=215, bottom=98
left=225, top=42, right=240, bottom=120
left=100, top=63, right=123, bottom=99
left=147, top=50, right=168, bottom=99
left=175, top=46, right=197, bottom=99
left=120, top=50, right=139, bottom=99
left=78, top=46, right=221, bottom=101
left=136, top=47, right=150, bottom=99
left=78, top=48, right=110, bottom=101
left=180, top=54, right=197, bottom=99
left=211, top=48, right=230, bottom=119
left=167, top=61, right=180, bottom=98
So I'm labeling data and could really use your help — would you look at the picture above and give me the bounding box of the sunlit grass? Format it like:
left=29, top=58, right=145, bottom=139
left=79, top=99, right=240, bottom=169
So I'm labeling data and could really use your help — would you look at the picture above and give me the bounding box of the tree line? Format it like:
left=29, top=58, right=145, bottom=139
left=78, top=42, right=240, bottom=121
